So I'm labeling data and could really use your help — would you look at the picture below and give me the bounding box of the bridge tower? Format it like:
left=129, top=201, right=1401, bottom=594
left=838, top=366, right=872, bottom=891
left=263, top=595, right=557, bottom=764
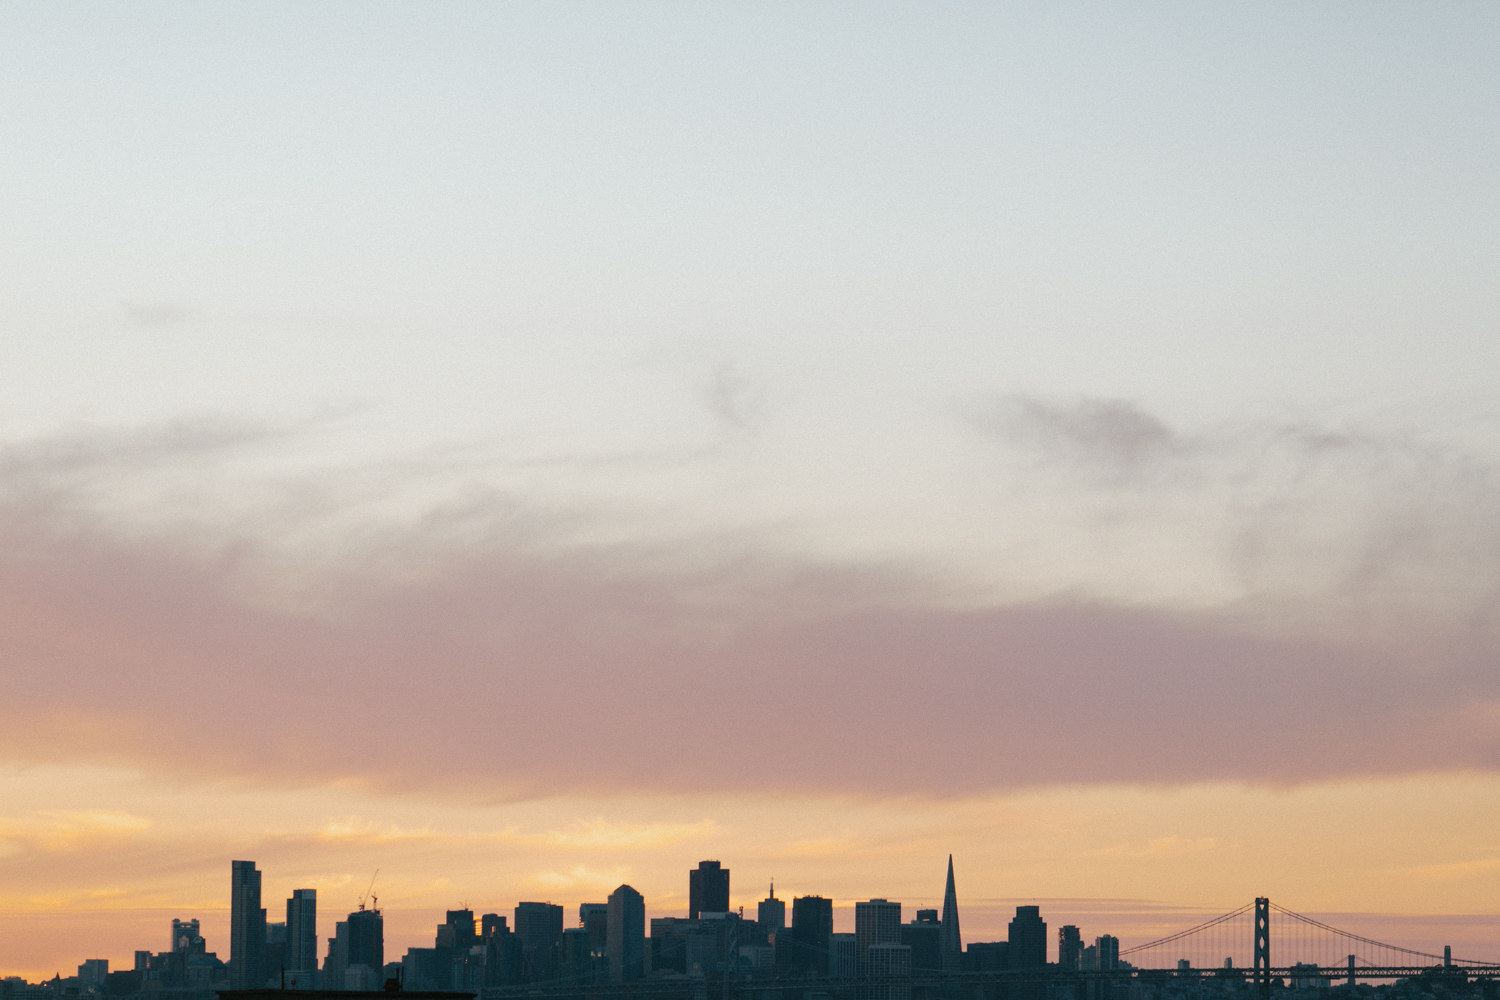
left=1253, top=898, right=1270, bottom=1000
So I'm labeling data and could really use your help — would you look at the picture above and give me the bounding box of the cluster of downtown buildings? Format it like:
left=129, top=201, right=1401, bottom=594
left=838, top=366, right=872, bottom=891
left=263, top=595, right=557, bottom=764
left=3, top=857, right=1131, bottom=1000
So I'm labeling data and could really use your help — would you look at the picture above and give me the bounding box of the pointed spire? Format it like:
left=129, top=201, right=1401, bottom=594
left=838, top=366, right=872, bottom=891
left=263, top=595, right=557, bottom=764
left=770, top=879, right=776, bottom=899
left=940, top=854, right=962, bottom=971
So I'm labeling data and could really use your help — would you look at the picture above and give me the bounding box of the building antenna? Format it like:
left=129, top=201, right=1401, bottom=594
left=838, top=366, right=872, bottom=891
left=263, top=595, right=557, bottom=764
left=359, top=869, right=379, bottom=911
left=770, top=879, right=775, bottom=899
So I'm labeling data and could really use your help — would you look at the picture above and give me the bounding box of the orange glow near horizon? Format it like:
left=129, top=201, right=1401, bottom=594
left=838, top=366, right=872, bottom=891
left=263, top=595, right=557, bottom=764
left=3, top=765, right=1499, bottom=980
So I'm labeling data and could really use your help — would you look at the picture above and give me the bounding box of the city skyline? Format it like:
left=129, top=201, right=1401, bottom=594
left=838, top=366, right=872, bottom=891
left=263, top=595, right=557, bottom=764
left=4, top=0, right=1500, bottom=989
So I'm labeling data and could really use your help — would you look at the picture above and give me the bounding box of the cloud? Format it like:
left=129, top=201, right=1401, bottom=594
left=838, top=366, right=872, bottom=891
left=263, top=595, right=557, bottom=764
left=973, top=396, right=1181, bottom=479
left=704, top=363, right=762, bottom=430
left=0, top=412, right=1498, bottom=800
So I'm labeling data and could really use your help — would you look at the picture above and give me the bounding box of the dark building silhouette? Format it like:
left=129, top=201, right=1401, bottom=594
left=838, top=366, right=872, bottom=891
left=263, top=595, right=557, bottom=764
left=346, top=907, right=384, bottom=988
left=1008, top=907, right=1047, bottom=1000
left=438, top=910, right=476, bottom=950
left=965, top=942, right=1009, bottom=1000
left=580, top=903, right=609, bottom=956
left=264, top=922, right=287, bottom=983
left=1007, top=906, right=1046, bottom=969
left=558, top=928, right=595, bottom=985
left=689, top=861, right=730, bottom=919
left=1095, top=934, right=1119, bottom=970
left=940, top=856, right=963, bottom=973
left=758, top=882, right=786, bottom=934
left=901, top=912, right=941, bottom=973
left=1058, top=926, right=1082, bottom=971
left=286, top=890, right=318, bottom=976
left=515, top=902, right=563, bottom=982
left=856, top=899, right=902, bottom=959
left=783, top=895, right=834, bottom=976
left=483, top=918, right=522, bottom=988
left=607, top=884, right=645, bottom=983
left=172, top=919, right=205, bottom=955
left=230, top=860, right=266, bottom=988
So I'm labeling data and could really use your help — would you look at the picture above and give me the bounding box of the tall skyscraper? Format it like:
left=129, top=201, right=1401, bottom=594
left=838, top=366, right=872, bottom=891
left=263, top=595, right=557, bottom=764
left=900, top=916, right=941, bottom=974
left=689, top=861, right=730, bottom=919
left=230, top=860, right=267, bottom=988
left=1094, top=935, right=1119, bottom=971
left=606, top=884, right=645, bottom=983
left=515, top=902, right=564, bottom=982
left=1008, top=906, right=1046, bottom=969
left=1058, top=926, right=1083, bottom=970
left=286, top=890, right=318, bottom=975
left=347, top=907, right=384, bottom=989
left=939, top=856, right=962, bottom=973
left=856, top=899, right=902, bottom=958
left=789, top=896, right=834, bottom=976
left=580, top=903, right=609, bottom=955
left=758, top=882, right=785, bottom=933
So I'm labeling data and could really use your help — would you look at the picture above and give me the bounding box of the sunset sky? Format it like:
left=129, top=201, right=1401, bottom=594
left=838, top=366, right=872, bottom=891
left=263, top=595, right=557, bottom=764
left=3, top=1, right=1500, bottom=983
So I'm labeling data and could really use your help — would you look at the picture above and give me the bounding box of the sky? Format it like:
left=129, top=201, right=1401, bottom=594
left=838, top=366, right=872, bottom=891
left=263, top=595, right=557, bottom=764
left=2, top=0, right=1500, bottom=982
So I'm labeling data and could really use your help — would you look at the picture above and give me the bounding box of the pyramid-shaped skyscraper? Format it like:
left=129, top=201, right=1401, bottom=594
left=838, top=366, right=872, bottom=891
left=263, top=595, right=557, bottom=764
left=940, top=854, right=962, bottom=971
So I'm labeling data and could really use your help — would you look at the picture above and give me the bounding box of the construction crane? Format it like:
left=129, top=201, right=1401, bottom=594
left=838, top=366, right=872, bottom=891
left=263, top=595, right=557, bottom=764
left=358, top=869, right=379, bottom=912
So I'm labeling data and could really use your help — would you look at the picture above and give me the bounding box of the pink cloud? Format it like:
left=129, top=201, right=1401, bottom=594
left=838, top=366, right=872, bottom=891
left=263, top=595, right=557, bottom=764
left=0, top=499, right=1494, bottom=799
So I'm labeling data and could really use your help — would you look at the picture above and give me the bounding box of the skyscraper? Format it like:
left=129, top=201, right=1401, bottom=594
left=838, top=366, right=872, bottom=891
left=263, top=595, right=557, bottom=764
left=515, top=902, right=564, bottom=982
left=1058, top=926, right=1082, bottom=971
left=689, top=861, right=730, bottom=919
left=1095, top=935, right=1119, bottom=971
left=580, top=903, right=609, bottom=955
left=286, top=890, right=318, bottom=975
left=939, top=856, right=962, bottom=973
left=788, top=896, right=834, bottom=976
left=606, top=884, right=645, bottom=983
left=230, top=861, right=266, bottom=988
left=758, top=882, right=785, bottom=933
left=346, top=907, right=384, bottom=989
left=1007, top=907, right=1046, bottom=969
left=856, top=899, right=902, bottom=959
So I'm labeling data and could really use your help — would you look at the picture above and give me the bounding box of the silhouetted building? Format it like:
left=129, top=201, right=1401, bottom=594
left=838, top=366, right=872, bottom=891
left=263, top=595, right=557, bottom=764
left=265, top=923, right=287, bottom=983
left=1094, top=935, right=1119, bottom=971
left=785, top=896, right=834, bottom=976
left=483, top=921, right=522, bottom=989
left=1058, top=926, right=1082, bottom=971
left=515, top=902, right=563, bottom=982
left=940, top=856, right=962, bottom=973
left=346, top=907, right=384, bottom=989
left=964, top=942, right=1009, bottom=1000
left=856, top=900, right=902, bottom=960
left=558, top=928, right=594, bottom=985
left=77, top=960, right=108, bottom=990
left=287, top=891, right=318, bottom=977
left=438, top=911, right=476, bottom=951
left=829, top=934, right=859, bottom=978
left=323, top=921, right=348, bottom=990
left=758, top=883, right=786, bottom=934
left=1007, top=907, right=1046, bottom=969
left=901, top=914, right=941, bottom=974
left=689, top=861, right=730, bottom=920
left=867, top=943, right=912, bottom=1000
left=580, top=903, right=609, bottom=955
left=607, top=884, right=645, bottom=983
left=230, top=861, right=267, bottom=988
left=173, top=919, right=206, bottom=955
